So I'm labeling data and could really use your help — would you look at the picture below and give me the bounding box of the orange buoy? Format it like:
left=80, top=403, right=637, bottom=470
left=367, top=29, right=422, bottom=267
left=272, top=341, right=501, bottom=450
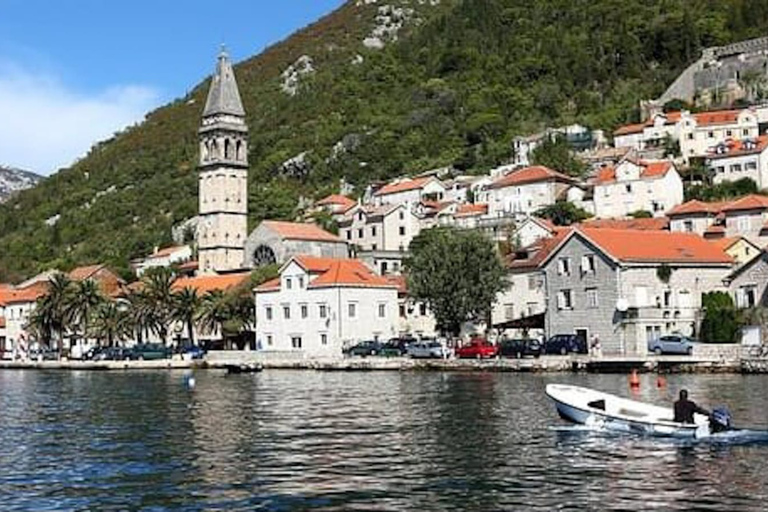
left=629, top=369, right=640, bottom=388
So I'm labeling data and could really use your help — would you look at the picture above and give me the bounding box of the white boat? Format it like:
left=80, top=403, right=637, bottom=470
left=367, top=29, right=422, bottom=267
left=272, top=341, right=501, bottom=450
left=545, top=384, right=711, bottom=438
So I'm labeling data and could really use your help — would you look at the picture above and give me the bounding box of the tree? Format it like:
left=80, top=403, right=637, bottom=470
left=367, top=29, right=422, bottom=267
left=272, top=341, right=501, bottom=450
left=535, top=200, right=592, bottom=226
left=91, top=302, right=131, bottom=347
left=45, top=273, right=75, bottom=350
left=173, top=287, right=201, bottom=347
left=124, top=290, right=152, bottom=344
left=67, top=279, right=104, bottom=347
left=198, top=290, right=231, bottom=345
left=142, top=267, right=176, bottom=345
left=629, top=210, right=653, bottom=219
left=405, top=227, right=505, bottom=336
left=530, top=135, right=587, bottom=178
left=700, top=292, right=740, bottom=343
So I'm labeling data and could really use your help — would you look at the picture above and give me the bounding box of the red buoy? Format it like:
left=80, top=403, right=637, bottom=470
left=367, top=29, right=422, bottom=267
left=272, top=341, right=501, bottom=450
left=629, top=369, right=640, bottom=388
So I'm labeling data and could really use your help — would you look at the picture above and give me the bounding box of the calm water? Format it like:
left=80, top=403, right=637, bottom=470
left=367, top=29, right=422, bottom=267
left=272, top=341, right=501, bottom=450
left=1, top=370, right=768, bottom=511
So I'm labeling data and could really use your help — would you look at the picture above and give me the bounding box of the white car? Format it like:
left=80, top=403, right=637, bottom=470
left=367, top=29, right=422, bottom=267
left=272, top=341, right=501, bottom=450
left=407, top=340, right=452, bottom=359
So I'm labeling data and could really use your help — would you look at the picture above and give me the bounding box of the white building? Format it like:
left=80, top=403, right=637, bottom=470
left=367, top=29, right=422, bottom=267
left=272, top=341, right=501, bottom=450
left=339, top=203, right=421, bottom=253
left=706, top=135, right=768, bottom=188
left=133, top=245, right=193, bottom=277
left=478, top=165, right=577, bottom=217
left=255, top=255, right=398, bottom=357
left=0, top=283, right=48, bottom=356
left=591, top=159, right=684, bottom=218
left=372, top=176, right=446, bottom=206
left=669, top=195, right=768, bottom=246
left=613, top=108, right=760, bottom=162
left=311, top=194, right=357, bottom=221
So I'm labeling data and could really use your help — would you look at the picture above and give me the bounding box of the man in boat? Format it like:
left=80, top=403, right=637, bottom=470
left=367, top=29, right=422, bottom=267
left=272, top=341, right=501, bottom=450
left=673, top=389, right=709, bottom=424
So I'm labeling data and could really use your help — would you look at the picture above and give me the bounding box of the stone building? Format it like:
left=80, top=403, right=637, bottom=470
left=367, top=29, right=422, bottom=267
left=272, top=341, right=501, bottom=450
left=540, top=228, right=733, bottom=355
left=197, top=49, right=249, bottom=274
left=243, top=221, right=348, bottom=269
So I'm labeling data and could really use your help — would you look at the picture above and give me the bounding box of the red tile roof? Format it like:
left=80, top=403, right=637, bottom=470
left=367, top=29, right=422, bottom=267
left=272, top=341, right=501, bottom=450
left=708, top=236, right=741, bottom=251
left=667, top=200, right=728, bottom=216
left=594, top=160, right=673, bottom=185
left=172, top=272, right=251, bottom=294
left=147, top=246, right=188, bottom=259
left=506, top=229, right=573, bottom=271
left=257, top=256, right=396, bottom=291
left=693, top=109, right=741, bottom=127
left=613, top=122, right=646, bottom=136
left=68, top=264, right=106, bottom=281
left=384, top=275, right=407, bottom=295
left=375, top=177, right=434, bottom=196
left=577, top=228, right=733, bottom=264
left=488, top=166, right=575, bottom=190
left=720, top=194, right=768, bottom=212
left=315, top=194, right=356, bottom=212
left=1, top=282, right=49, bottom=305
left=580, top=217, right=669, bottom=231
left=455, top=203, right=488, bottom=217
left=262, top=221, right=341, bottom=242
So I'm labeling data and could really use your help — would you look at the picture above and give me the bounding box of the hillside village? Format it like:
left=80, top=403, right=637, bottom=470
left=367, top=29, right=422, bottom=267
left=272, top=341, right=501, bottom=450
left=5, top=36, right=768, bottom=360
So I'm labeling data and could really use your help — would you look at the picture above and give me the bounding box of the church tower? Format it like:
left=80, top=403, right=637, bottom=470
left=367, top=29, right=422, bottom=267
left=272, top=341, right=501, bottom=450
left=198, top=48, right=248, bottom=274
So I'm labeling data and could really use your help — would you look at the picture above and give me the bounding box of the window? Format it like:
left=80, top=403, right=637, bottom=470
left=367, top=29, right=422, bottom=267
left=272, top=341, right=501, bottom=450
left=320, top=333, right=328, bottom=345
left=731, top=164, right=742, bottom=173
left=358, top=229, right=363, bottom=238
left=746, top=161, right=758, bottom=171
left=319, top=304, right=327, bottom=318
left=283, top=305, right=291, bottom=319
left=357, top=212, right=364, bottom=221
left=301, top=304, right=308, bottom=319
left=378, top=303, right=386, bottom=318
left=291, top=336, right=302, bottom=349
left=298, top=276, right=304, bottom=288
left=738, top=285, right=757, bottom=308
left=265, top=306, right=273, bottom=320
left=372, top=244, right=377, bottom=251
left=687, top=133, right=693, bottom=140
left=708, top=131, right=714, bottom=138
left=716, top=166, right=725, bottom=174
left=581, top=255, right=596, bottom=275
left=419, top=303, right=427, bottom=316
left=683, top=220, right=693, bottom=233
left=399, top=226, right=406, bottom=236
left=399, top=304, right=406, bottom=317
left=625, top=184, right=632, bottom=194
left=381, top=261, right=388, bottom=274
left=346, top=231, right=352, bottom=240
left=738, top=216, right=750, bottom=232
left=266, top=335, right=273, bottom=346
left=586, top=288, right=599, bottom=308
left=399, top=210, right=405, bottom=220
left=348, top=303, right=357, bottom=318
left=504, top=304, right=515, bottom=320
left=726, top=129, right=733, bottom=137
left=744, top=129, right=750, bottom=136
left=286, top=277, right=292, bottom=289
left=558, top=258, right=571, bottom=276
left=557, top=290, right=573, bottom=310
left=371, top=226, right=377, bottom=236
left=663, top=290, right=672, bottom=308
left=528, top=274, right=540, bottom=290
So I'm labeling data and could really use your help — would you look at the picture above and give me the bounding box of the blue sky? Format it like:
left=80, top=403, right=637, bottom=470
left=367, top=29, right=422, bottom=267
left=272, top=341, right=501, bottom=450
left=0, top=0, right=344, bottom=174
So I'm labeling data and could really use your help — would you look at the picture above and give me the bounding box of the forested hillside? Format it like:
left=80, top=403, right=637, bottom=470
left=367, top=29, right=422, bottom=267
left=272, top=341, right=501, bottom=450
left=2, top=0, right=768, bottom=281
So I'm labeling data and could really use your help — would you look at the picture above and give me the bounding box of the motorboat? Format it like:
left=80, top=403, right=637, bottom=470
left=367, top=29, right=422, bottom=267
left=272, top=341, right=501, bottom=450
left=545, top=384, right=725, bottom=438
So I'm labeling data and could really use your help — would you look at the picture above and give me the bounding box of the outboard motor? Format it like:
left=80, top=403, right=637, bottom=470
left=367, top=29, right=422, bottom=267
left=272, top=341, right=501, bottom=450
left=709, top=406, right=732, bottom=434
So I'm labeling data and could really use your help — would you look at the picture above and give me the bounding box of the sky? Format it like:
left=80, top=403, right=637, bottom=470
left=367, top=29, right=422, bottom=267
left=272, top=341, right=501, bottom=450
left=0, top=0, right=345, bottom=175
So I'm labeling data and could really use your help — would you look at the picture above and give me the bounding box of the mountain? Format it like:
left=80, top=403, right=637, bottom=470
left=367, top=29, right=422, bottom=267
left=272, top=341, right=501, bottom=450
left=0, top=166, right=43, bottom=203
left=2, top=0, right=768, bottom=282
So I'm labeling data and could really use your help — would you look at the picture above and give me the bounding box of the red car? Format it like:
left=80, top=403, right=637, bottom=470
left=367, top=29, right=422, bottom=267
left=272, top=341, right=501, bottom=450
left=455, top=339, right=498, bottom=359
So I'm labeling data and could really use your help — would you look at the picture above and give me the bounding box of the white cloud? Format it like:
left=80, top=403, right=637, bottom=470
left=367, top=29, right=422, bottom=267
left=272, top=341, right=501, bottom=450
left=0, top=60, right=161, bottom=175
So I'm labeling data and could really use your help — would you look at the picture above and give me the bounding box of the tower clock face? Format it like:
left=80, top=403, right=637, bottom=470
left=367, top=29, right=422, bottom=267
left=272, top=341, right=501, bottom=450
left=253, top=245, right=277, bottom=267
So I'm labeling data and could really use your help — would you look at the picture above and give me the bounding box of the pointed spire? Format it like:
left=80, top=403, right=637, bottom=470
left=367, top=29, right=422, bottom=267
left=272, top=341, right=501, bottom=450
left=203, top=46, right=245, bottom=118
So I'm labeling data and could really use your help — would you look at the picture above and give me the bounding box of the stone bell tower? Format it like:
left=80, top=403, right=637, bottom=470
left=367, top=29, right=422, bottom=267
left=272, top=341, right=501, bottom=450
left=198, top=47, right=248, bottom=274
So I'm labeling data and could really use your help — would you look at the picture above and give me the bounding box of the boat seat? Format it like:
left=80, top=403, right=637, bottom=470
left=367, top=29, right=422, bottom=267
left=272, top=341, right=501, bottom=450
left=588, top=399, right=606, bottom=411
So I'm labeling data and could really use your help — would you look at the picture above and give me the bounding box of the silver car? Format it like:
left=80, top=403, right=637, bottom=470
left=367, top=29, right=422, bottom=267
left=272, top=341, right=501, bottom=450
left=647, top=334, right=694, bottom=355
left=407, top=340, right=452, bottom=359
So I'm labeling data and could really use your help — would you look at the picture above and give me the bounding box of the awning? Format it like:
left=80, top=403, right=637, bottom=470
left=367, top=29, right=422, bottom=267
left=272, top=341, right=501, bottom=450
left=493, top=313, right=545, bottom=330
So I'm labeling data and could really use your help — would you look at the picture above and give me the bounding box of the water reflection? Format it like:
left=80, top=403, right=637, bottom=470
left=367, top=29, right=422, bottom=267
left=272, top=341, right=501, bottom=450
left=1, top=371, right=768, bottom=510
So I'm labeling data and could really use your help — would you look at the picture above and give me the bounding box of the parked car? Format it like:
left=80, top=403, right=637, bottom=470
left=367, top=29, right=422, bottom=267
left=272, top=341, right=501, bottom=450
left=455, top=338, right=498, bottom=359
left=93, top=346, right=132, bottom=361
left=381, top=336, right=416, bottom=356
left=29, top=348, right=60, bottom=361
left=499, top=338, right=542, bottom=359
left=408, top=339, right=452, bottom=359
left=177, top=345, right=206, bottom=360
left=345, top=340, right=385, bottom=357
left=648, top=334, right=694, bottom=355
left=127, top=343, right=172, bottom=361
left=544, top=334, right=588, bottom=355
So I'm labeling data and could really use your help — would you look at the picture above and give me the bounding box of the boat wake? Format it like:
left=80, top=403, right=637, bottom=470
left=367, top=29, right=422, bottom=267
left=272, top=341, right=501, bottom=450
left=549, top=424, right=768, bottom=445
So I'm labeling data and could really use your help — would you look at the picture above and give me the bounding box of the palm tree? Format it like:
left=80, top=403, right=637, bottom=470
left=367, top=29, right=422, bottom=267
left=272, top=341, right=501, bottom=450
left=67, top=279, right=104, bottom=348
left=46, top=272, right=75, bottom=350
left=143, top=267, right=176, bottom=345
left=198, top=290, right=230, bottom=346
left=173, top=287, right=200, bottom=347
left=91, top=302, right=131, bottom=347
left=26, top=295, right=54, bottom=348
